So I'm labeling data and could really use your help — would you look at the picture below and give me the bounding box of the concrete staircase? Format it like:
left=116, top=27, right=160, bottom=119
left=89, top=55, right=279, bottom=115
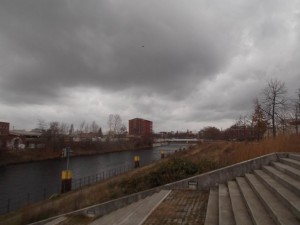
left=204, top=153, right=300, bottom=225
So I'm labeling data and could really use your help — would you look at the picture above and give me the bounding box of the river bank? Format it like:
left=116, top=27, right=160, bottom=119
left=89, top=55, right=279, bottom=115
left=0, top=144, right=153, bottom=167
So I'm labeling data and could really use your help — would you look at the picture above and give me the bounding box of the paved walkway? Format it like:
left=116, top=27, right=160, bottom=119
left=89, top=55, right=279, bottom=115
left=89, top=190, right=171, bottom=225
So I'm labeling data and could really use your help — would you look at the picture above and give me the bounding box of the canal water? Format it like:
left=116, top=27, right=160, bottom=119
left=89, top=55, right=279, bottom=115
left=0, top=143, right=187, bottom=214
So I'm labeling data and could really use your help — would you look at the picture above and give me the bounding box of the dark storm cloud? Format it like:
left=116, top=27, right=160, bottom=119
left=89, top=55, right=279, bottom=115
left=0, top=0, right=299, bottom=131
left=0, top=0, right=244, bottom=104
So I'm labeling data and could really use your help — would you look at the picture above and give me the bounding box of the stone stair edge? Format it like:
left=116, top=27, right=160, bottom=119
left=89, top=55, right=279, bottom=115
left=288, top=153, right=300, bottom=161
left=227, top=180, right=253, bottom=225
left=204, top=188, right=218, bottom=225
left=245, top=173, right=299, bottom=225
left=271, top=161, right=300, bottom=180
left=236, top=176, right=274, bottom=225
left=254, top=169, right=300, bottom=211
left=262, top=165, right=300, bottom=195
left=203, top=153, right=300, bottom=225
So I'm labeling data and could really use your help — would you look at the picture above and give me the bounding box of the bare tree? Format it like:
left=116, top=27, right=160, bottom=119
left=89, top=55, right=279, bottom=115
left=262, top=79, right=288, bottom=138
left=60, top=122, right=70, bottom=135
left=291, top=89, right=300, bottom=134
left=98, top=127, right=103, bottom=137
left=78, top=121, right=86, bottom=133
left=113, top=115, right=122, bottom=135
left=199, top=126, right=221, bottom=140
left=107, top=114, right=114, bottom=135
left=47, top=121, right=66, bottom=150
left=84, top=123, right=90, bottom=133
left=69, top=124, right=74, bottom=135
left=37, top=119, right=48, bottom=132
left=119, top=124, right=127, bottom=137
left=91, top=121, right=100, bottom=133
left=296, top=89, right=300, bottom=134
left=107, top=114, right=123, bottom=137
left=252, top=99, right=267, bottom=140
left=49, top=121, right=60, bottom=136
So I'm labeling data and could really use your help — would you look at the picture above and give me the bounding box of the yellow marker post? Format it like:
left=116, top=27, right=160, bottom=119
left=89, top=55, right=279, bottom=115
left=61, top=170, right=72, bottom=193
left=160, top=150, right=165, bottom=159
left=61, top=147, right=72, bottom=193
left=134, top=156, right=140, bottom=168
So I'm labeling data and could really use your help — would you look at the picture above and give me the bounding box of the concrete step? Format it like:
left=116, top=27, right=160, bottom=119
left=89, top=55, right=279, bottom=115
left=245, top=173, right=299, bottom=225
left=90, top=190, right=171, bottom=225
left=254, top=169, right=300, bottom=220
left=227, top=181, right=253, bottom=225
left=236, top=177, right=274, bottom=225
left=204, top=187, right=219, bottom=225
left=219, top=184, right=235, bottom=225
left=289, top=153, right=300, bottom=162
left=271, top=162, right=300, bottom=181
left=280, top=158, right=300, bottom=170
left=262, top=165, right=300, bottom=196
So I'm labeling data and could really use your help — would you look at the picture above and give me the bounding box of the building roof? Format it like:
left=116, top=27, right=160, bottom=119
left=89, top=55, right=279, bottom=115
left=129, top=118, right=152, bottom=122
left=10, top=130, right=42, bottom=137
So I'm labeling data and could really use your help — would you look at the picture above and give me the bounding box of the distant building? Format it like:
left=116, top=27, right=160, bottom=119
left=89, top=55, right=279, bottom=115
left=0, top=122, right=10, bottom=150
left=129, top=118, right=153, bottom=136
left=0, top=122, right=9, bottom=136
left=7, top=130, right=43, bottom=150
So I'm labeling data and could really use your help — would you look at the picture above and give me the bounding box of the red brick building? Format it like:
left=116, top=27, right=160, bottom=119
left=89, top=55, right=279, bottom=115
left=0, top=122, right=9, bottom=150
left=0, top=122, right=9, bottom=136
left=129, top=118, right=153, bottom=136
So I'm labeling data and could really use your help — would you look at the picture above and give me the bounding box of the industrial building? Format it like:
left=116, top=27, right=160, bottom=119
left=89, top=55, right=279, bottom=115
left=128, top=118, right=153, bottom=136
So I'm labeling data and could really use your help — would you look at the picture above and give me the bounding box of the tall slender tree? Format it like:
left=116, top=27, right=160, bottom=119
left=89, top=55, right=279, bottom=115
left=91, top=121, right=99, bottom=133
left=107, top=114, right=123, bottom=137
left=262, top=79, right=287, bottom=138
left=292, top=89, right=300, bottom=134
left=69, top=124, right=74, bottom=135
left=252, top=99, right=267, bottom=140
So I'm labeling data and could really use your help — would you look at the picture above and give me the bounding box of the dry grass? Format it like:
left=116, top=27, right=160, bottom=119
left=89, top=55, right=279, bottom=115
left=182, top=134, right=300, bottom=166
left=1, top=134, right=299, bottom=225
left=224, top=134, right=300, bottom=164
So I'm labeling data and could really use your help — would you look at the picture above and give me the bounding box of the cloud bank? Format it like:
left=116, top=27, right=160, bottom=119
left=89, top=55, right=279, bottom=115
left=0, top=0, right=299, bottom=132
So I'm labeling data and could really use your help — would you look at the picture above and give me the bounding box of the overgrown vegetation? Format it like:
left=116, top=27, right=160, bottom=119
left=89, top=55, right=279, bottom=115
left=224, top=134, right=300, bottom=164
left=120, top=157, right=218, bottom=194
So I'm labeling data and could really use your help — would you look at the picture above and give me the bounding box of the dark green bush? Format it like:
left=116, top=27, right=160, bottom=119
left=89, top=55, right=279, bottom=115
left=120, top=157, right=220, bottom=194
left=147, top=157, right=198, bottom=187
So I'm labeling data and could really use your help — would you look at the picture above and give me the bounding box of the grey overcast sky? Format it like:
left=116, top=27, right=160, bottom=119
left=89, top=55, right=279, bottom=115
left=0, top=0, right=299, bottom=132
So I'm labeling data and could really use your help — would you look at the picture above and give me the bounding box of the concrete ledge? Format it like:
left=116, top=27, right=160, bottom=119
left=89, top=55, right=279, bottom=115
left=165, top=152, right=290, bottom=190
left=73, top=187, right=164, bottom=217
